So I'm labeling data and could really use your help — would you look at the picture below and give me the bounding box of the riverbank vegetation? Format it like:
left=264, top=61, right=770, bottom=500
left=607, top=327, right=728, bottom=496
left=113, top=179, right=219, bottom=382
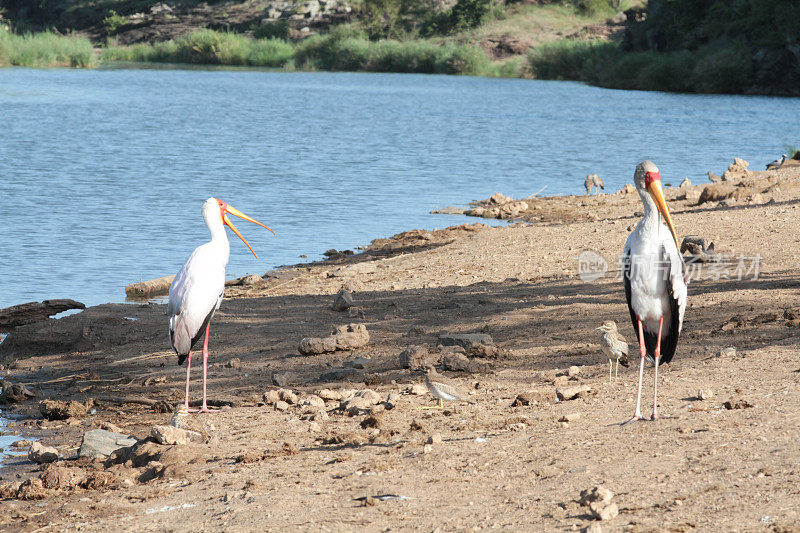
left=2, top=0, right=798, bottom=94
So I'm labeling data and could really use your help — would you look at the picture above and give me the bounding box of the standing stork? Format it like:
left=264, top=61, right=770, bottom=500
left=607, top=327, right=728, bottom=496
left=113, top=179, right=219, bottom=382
left=168, top=198, right=274, bottom=413
left=623, top=161, right=687, bottom=423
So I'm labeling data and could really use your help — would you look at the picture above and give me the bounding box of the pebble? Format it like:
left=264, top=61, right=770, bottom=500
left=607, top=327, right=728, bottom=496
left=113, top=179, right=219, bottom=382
left=589, top=501, right=619, bottom=521
left=300, top=395, right=325, bottom=409
left=332, top=290, right=354, bottom=311
left=698, top=389, right=714, bottom=400
left=559, top=413, right=581, bottom=423
left=11, top=440, right=32, bottom=448
left=28, top=442, right=59, bottom=464
left=422, top=444, right=433, bottom=454
left=719, top=347, right=736, bottom=357
left=410, top=383, right=428, bottom=395
left=579, top=486, right=614, bottom=505
left=567, top=365, right=582, bottom=377
left=275, top=401, right=289, bottom=411
left=262, top=390, right=280, bottom=405
left=426, top=433, right=443, bottom=445
left=343, top=356, right=371, bottom=370
left=151, top=425, right=204, bottom=445
left=316, top=389, right=342, bottom=401
left=553, top=375, right=569, bottom=388
left=556, top=385, right=591, bottom=401
left=583, top=524, right=603, bottom=533
left=278, top=389, right=298, bottom=405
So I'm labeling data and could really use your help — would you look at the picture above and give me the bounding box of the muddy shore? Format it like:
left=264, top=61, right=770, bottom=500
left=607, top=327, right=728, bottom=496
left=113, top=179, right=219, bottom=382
left=1, top=158, right=800, bottom=531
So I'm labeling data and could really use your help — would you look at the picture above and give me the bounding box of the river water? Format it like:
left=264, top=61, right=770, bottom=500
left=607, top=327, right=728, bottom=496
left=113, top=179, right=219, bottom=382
left=1, top=66, right=799, bottom=309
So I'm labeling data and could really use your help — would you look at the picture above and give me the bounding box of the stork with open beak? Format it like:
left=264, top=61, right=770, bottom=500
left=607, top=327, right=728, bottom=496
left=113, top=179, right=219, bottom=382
left=622, top=161, right=687, bottom=423
left=167, top=198, right=274, bottom=413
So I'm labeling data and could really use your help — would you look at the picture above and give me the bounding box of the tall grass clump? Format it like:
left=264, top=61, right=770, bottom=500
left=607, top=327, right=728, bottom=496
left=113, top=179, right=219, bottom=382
left=527, top=38, right=617, bottom=81
left=0, top=27, right=95, bottom=67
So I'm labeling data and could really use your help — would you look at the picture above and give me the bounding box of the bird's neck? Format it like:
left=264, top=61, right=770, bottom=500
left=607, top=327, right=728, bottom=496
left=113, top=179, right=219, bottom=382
left=638, top=189, right=661, bottom=233
left=207, top=218, right=231, bottom=264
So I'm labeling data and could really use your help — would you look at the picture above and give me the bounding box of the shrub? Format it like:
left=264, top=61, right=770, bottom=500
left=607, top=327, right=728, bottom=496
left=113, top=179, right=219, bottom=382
left=253, top=21, right=290, bottom=41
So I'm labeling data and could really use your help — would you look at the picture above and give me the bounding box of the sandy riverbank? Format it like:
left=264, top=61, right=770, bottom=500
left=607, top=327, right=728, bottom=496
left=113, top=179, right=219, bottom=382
left=1, top=158, right=800, bottom=531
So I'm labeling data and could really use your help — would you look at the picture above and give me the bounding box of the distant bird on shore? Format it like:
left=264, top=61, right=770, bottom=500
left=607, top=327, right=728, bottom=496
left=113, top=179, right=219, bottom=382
left=622, top=161, right=687, bottom=423
left=585, top=174, right=604, bottom=195
left=596, top=321, right=629, bottom=383
left=168, top=198, right=274, bottom=413
left=421, top=367, right=475, bottom=409
left=766, top=154, right=787, bottom=170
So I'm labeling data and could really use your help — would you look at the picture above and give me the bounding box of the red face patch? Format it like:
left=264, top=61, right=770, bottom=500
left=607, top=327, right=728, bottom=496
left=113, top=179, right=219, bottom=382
left=644, top=171, right=661, bottom=188
left=217, top=199, right=227, bottom=223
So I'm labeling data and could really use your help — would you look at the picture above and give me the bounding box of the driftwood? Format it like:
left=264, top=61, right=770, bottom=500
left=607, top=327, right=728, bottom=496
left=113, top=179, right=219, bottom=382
left=0, top=379, right=35, bottom=404
left=681, top=235, right=718, bottom=263
left=125, top=275, right=175, bottom=298
left=0, top=299, right=85, bottom=330
left=97, top=396, right=174, bottom=413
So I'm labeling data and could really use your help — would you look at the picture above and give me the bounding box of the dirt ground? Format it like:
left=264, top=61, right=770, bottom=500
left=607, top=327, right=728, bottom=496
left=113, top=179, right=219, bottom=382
left=1, top=159, right=800, bottom=532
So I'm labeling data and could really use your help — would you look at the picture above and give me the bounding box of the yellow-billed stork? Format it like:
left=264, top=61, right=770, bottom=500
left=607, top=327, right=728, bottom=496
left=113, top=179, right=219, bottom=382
left=623, top=161, right=687, bottom=423
left=168, top=198, right=274, bottom=412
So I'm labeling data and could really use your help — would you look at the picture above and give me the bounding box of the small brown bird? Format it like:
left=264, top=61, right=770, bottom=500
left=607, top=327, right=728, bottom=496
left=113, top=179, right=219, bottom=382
left=596, top=321, right=629, bottom=382
left=421, top=367, right=475, bottom=409
left=584, top=174, right=605, bottom=195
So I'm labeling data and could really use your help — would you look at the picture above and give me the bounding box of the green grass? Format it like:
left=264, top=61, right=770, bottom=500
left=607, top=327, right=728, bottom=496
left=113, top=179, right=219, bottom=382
left=0, top=27, right=96, bottom=67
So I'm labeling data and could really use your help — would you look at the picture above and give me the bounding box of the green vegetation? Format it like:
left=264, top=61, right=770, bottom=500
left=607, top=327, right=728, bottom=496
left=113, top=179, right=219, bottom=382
left=102, top=10, right=130, bottom=34
left=0, top=27, right=95, bottom=67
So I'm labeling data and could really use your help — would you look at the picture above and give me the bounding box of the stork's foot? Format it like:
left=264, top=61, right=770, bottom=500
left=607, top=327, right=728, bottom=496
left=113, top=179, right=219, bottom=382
left=621, top=415, right=644, bottom=426
left=651, top=413, right=661, bottom=421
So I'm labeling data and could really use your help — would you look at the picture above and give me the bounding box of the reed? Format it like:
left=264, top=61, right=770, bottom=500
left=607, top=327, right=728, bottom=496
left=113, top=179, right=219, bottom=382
left=0, top=27, right=95, bottom=68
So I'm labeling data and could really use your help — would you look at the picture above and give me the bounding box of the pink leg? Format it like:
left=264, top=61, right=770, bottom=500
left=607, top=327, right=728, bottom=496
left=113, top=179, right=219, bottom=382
left=623, top=318, right=647, bottom=425
left=184, top=351, right=193, bottom=410
left=652, top=317, right=663, bottom=421
left=199, top=322, right=218, bottom=413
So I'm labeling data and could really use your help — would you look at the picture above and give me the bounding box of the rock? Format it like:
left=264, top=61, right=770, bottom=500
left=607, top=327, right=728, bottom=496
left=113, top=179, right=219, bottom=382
left=583, top=524, right=603, bottom=533
left=79, top=429, right=138, bottom=458
left=151, top=425, right=204, bottom=445
left=340, top=389, right=381, bottom=411
left=263, top=390, right=280, bottom=405
left=556, top=385, right=591, bottom=401
left=426, top=433, right=443, bottom=445
left=0, top=299, right=85, bottom=329
left=567, top=365, right=582, bottom=377
left=0, top=481, right=20, bottom=499
left=719, top=347, right=736, bottom=358
left=299, top=324, right=369, bottom=355
left=679, top=177, right=691, bottom=188
left=399, top=345, right=439, bottom=370
left=319, top=367, right=364, bottom=382
left=39, top=399, right=91, bottom=420
left=589, top=501, right=619, bottom=521
left=301, top=395, right=325, bottom=409
left=11, top=439, right=32, bottom=448
left=489, top=192, right=513, bottom=205
left=0, top=379, right=35, bottom=404
left=437, top=333, right=493, bottom=351
left=332, top=290, right=353, bottom=311
left=410, top=383, right=428, bottom=395
left=553, top=375, right=569, bottom=388
left=511, top=393, right=535, bottom=407
left=579, top=486, right=614, bottom=505
left=680, top=189, right=701, bottom=203
left=441, top=351, right=474, bottom=372
left=28, top=442, right=59, bottom=463
left=275, top=400, right=290, bottom=411
left=272, top=371, right=298, bottom=387
left=559, top=413, right=581, bottom=423
left=620, top=183, right=636, bottom=194
left=240, top=274, right=263, bottom=286
left=698, top=183, right=737, bottom=204
left=125, top=276, right=175, bottom=298
left=225, top=357, right=241, bottom=369
left=316, top=389, right=342, bottom=401
left=698, top=389, right=714, bottom=400
left=724, top=398, right=754, bottom=410
left=344, top=356, right=371, bottom=369
left=430, top=206, right=465, bottom=215
left=278, top=389, right=298, bottom=404
left=360, top=415, right=381, bottom=429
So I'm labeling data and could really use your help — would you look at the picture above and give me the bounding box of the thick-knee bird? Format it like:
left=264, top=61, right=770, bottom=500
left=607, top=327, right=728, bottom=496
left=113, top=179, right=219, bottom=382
left=622, top=161, right=687, bottom=423
left=168, top=198, right=274, bottom=413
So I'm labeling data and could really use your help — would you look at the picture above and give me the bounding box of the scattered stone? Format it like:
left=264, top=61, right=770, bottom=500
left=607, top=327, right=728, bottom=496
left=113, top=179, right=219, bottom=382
left=679, top=177, right=691, bottom=188
left=79, top=429, right=138, bottom=458
left=275, top=400, right=290, bottom=411
left=100, top=421, right=124, bottom=433
left=17, top=478, right=49, bottom=500
left=332, top=290, right=354, bottom=311
left=278, top=389, right=298, bottom=404
left=708, top=171, right=721, bottom=183
left=698, top=389, right=714, bottom=400
left=300, top=395, right=325, bottom=409
left=28, top=442, right=59, bottom=463
left=590, top=501, right=619, bottom=521
left=409, top=383, right=428, bottom=395
left=559, top=413, right=581, bottom=423
left=399, top=344, right=439, bottom=370
left=724, top=398, right=754, bottom=410
left=320, top=367, right=364, bottom=382
left=11, top=439, right=32, bottom=448
left=553, top=375, right=569, bottom=387
left=511, top=393, right=535, bottom=407
left=507, top=422, right=527, bottom=431
left=0, top=379, right=35, bottom=404
left=344, top=356, right=371, bottom=369
left=719, top=347, right=736, bottom=358
left=317, top=389, right=342, bottom=401
left=567, top=365, right=582, bottom=377
left=263, top=390, right=280, bottom=405
left=410, top=419, right=423, bottom=431
left=360, top=415, right=381, bottom=429
left=620, top=183, right=636, bottom=194
left=151, top=425, right=204, bottom=445
left=39, top=399, right=91, bottom=420
left=556, top=385, right=591, bottom=401
left=40, top=465, right=87, bottom=490
left=340, top=389, right=381, bottom=411
left=225, top=357, right=242, bottom=369
left=240, top=274, right=263, bottom=286
left=583, top=524, right=603, bottom=533
left=437, top=333, right=493, bottom=351
left=430, top=206, right=465, bottom=215
left=272, top=371, right=298, bottom=387
left=579, top=486, right=614, bottom=506
left=299, top=324, right=369, bottom=355
left=348, top=307, right=366, bottom=318
left=426, top=433, right=443, bottom=445
left=441, top=350, right=474, bottom=372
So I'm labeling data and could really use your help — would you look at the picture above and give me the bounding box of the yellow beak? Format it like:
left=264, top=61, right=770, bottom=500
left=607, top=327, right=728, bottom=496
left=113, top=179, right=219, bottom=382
left=222, top=204, right=275, bottom=259
left=646, top=179, right=679, bottom=250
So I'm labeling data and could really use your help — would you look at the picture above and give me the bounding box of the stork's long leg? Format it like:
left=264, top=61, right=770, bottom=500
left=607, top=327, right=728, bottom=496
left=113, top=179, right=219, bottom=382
left=652, top=317, right=663, bottom=421
left=199, top=322, right=219, bottom=413
left=623, top=318, right=646, bottom=425
left=184, top=351, right=193, bottom=410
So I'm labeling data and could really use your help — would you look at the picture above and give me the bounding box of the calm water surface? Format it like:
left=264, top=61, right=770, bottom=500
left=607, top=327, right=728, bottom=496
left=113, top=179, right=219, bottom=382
left=1, top=67, right=799, bottom=308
